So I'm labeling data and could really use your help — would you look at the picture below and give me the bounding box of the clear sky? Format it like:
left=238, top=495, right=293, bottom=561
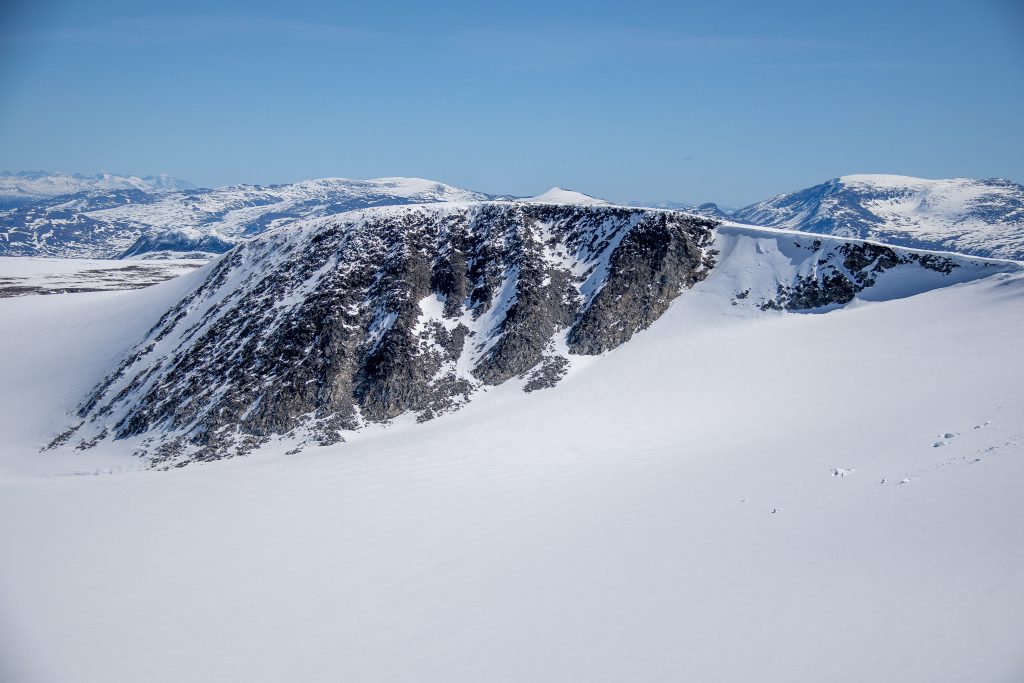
left=1, top=0, right=1022, bottom=206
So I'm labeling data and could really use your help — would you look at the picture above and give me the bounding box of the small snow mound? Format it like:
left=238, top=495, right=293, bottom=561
left=831, top=468, right=854, bottom=477
left=525, top=187, right=608, bottom=206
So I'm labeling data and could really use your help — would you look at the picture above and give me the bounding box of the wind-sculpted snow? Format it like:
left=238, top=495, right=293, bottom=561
left=0, top=177, right=489, bottom=259
left=59, top=202, right=716, bottom=465
left=731, top=174, right=1024, bottom=260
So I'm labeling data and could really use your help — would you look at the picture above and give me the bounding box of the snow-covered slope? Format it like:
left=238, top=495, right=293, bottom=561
left=0, top=171, right=194, bottom=203
left=1, top=211, right=1022, bottom=681
left=732, top=174, right=1024, bottom=260
left=0, top=177, right=490, bottom=259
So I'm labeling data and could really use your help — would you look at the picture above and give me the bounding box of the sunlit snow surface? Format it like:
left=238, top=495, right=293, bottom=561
left=0, top=224, right=1023, bottom=682
left=525, top=186, right=609, bottom=205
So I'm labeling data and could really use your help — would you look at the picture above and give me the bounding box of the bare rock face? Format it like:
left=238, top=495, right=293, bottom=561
left=62, top=202, right=717, bottom=465
left=567, top=214, right=716, bottom=354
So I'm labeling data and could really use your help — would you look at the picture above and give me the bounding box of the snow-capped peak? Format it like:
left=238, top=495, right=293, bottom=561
left=731, top=174, right=1024, bottom=260
left=525, top=187, right=609, bottom=205
left=837, top=173, right=938, bottom=188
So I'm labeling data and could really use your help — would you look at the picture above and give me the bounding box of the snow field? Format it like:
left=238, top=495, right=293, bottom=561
left=0, top=227, right=1022, bottom=682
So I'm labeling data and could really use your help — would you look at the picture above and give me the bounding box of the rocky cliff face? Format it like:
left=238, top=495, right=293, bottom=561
left=58, top=202, right=717, bottom=465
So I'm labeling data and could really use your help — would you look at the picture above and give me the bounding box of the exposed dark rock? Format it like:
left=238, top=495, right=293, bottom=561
left=523, top=356, right=571, bottom=392
left=759, top=240, right=960, bottom=311
left=567, top=212, right=715, bottom=354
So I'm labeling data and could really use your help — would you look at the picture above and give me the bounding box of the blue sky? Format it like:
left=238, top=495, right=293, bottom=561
left=1, top=0, right=1022, bottom=205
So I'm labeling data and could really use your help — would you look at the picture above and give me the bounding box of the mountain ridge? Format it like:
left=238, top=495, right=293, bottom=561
left=3, top=172, right=1022, bottom=262
left=50, top=199, right=1018, bottom=466
left=0, top=176, right=491, bottom=259
left=0, top=170, right=196, bottom=202
left=730, top=174, right=1024, bottom=260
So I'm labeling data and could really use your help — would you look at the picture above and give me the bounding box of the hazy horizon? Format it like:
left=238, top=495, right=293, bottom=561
left=1, top=0, right=1022, bottom=206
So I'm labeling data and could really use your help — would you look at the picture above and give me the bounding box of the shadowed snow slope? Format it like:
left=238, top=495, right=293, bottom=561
left=0, top=215, right=1022, bottom=680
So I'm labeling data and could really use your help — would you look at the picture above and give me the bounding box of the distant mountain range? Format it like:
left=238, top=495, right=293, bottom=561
left=1, top=171, right=1021, bottom=260
left=0, top=171, right=195, bottom=203
left=627, top=200, right=735, bottom=220
left=729, top=175, right=1024, bottom=261
left=0, top=176, right=489, bottom=259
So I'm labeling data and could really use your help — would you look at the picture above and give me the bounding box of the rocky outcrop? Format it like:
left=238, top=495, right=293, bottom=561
left=61, top=202, right=717, bottom=465
left=758, top=241, right=961, bottom=311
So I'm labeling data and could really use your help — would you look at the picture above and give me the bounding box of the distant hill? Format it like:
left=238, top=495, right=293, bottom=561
left=0, top=176, right=489, bottom=259
left=730, top=174, right=1024, bottom=261
left=0, top=171, right=196, bottom=203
